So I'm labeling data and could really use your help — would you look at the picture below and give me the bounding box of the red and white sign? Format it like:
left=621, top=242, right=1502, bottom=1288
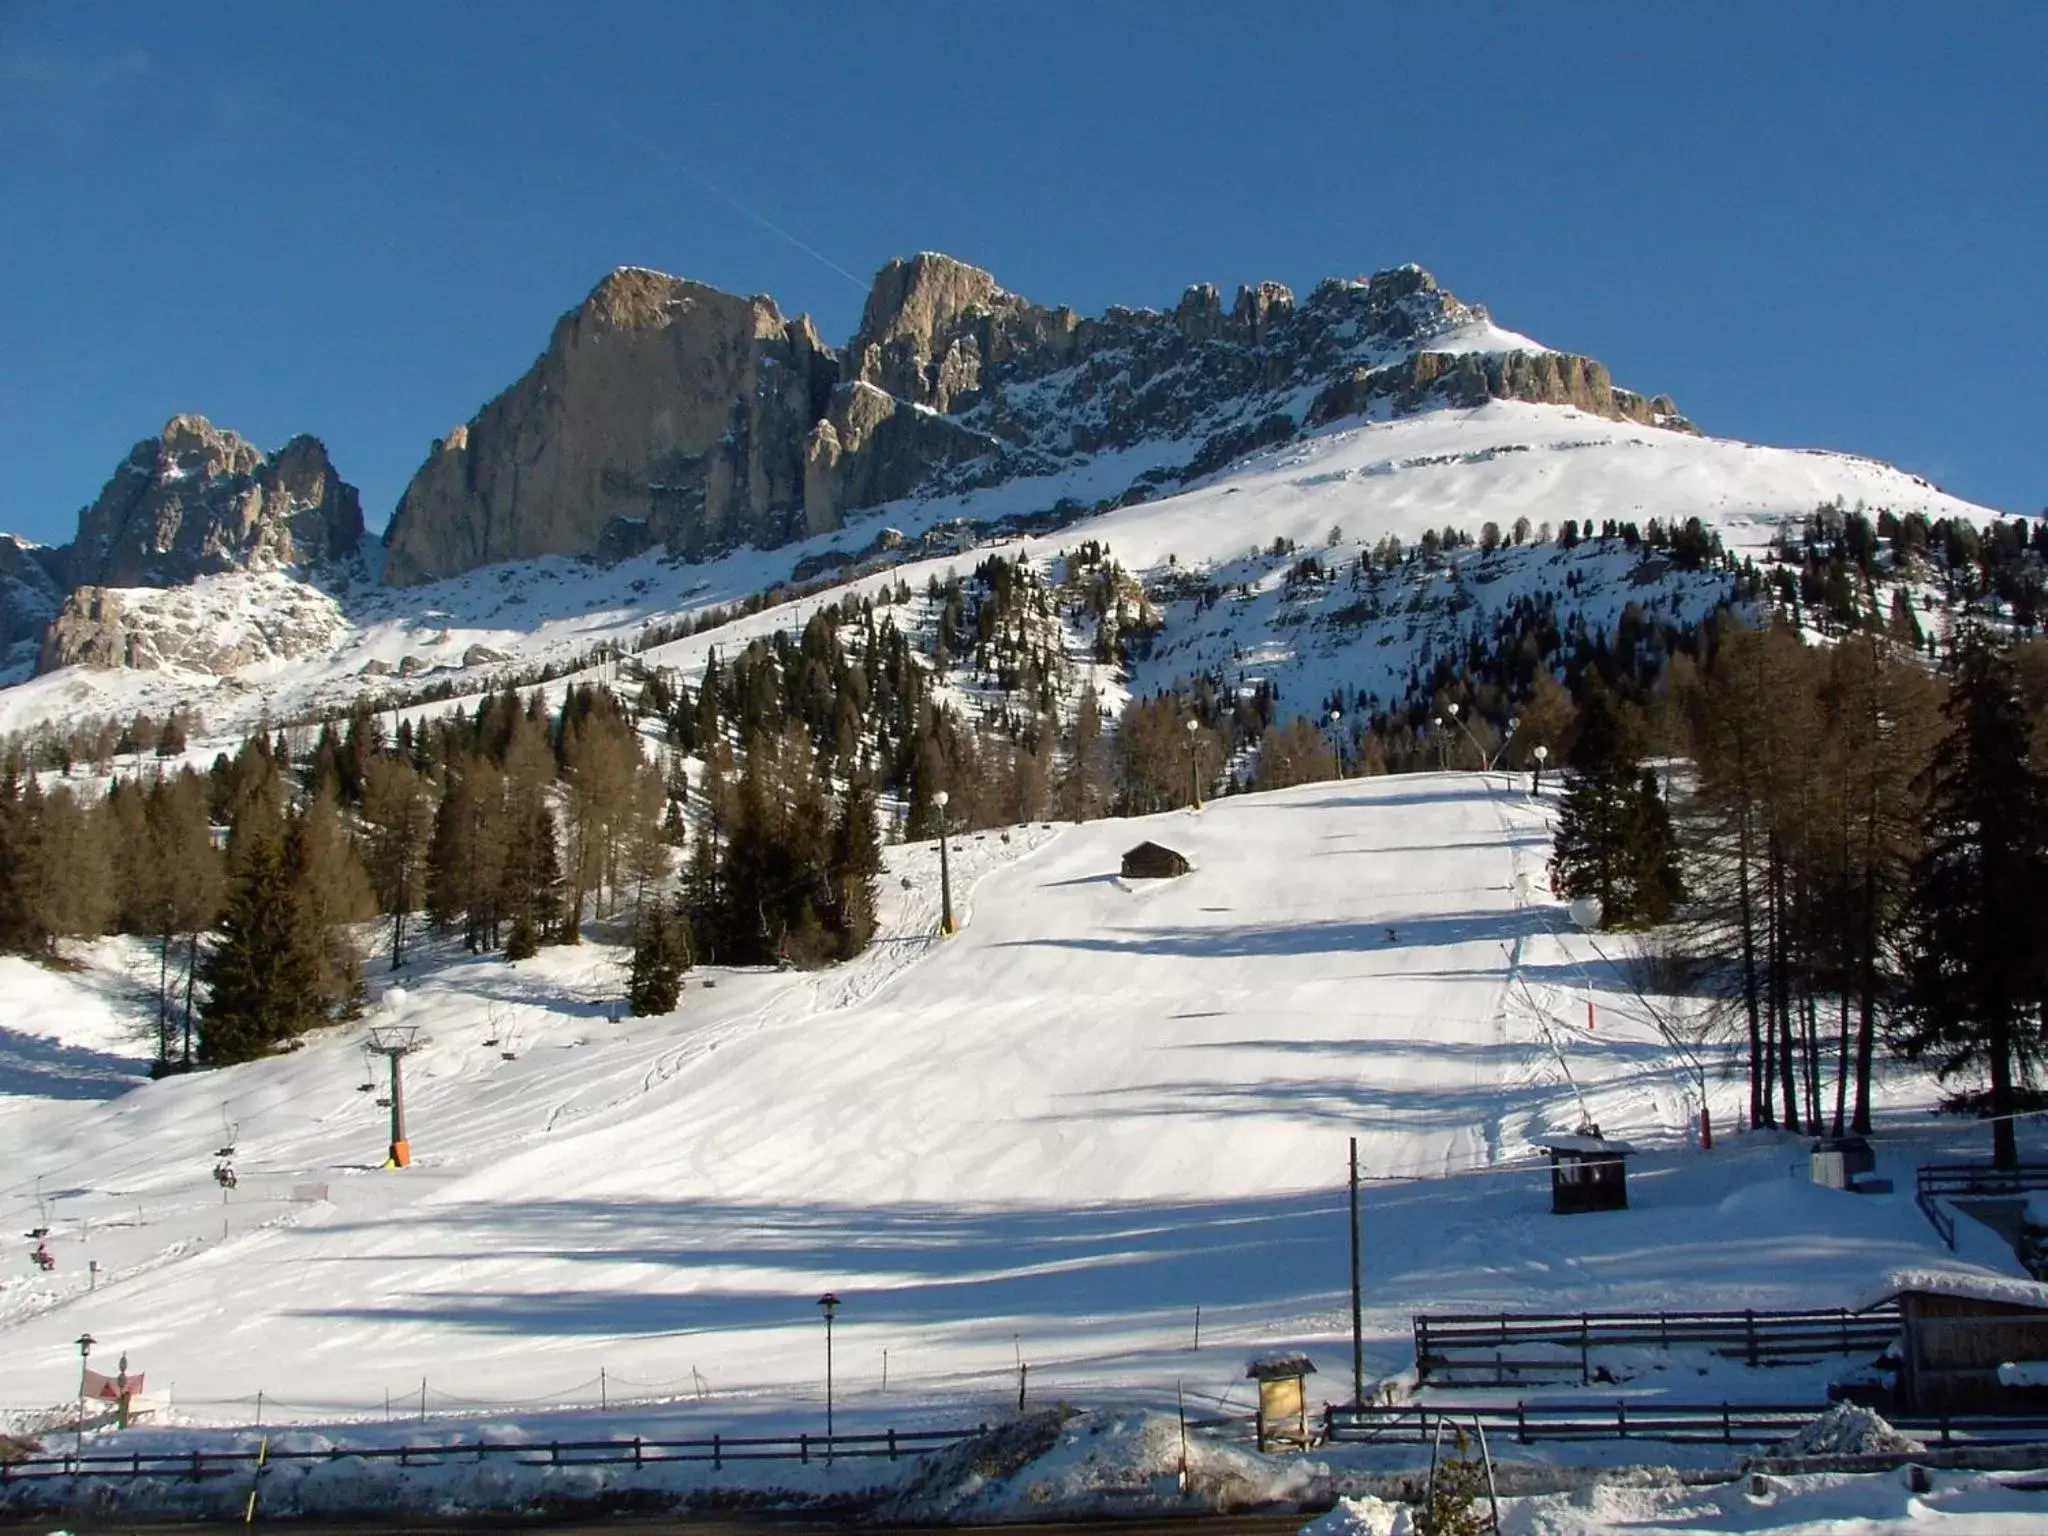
left=82, top=1367, right=144, bottom=1400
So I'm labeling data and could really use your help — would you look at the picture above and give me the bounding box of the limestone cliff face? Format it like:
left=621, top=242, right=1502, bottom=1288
left=381, top=268, right=839, bottom=583
left=379, top=256, right=1687, bottom=586
left=0, top=535, right=64, bottom=670
left=55, top=415, right=363, bottom=590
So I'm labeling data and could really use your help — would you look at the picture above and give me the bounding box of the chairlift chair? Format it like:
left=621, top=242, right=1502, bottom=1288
left=30, top=1241, right=54, bottom=1272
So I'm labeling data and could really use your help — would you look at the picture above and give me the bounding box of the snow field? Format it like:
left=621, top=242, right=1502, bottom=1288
left=0, top=774, right=2012, bottom=1443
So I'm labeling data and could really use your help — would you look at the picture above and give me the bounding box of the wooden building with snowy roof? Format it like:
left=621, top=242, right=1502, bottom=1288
left=1861, top=1268, right=2048, bottom=1414
left=1539, top=1129, right=1634, bottom=1215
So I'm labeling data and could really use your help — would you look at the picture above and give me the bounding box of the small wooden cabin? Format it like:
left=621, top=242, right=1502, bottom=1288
left=1245, top=1353, right=1316, bottom=1452
left=1541, top=1131, right=1634, bottom=1215
left=1121, top=841, right=1191, bottom=879
left=1862, top=1270, right=2048, bottom=1415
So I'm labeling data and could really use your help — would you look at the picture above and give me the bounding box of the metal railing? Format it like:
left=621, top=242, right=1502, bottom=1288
left=0, top=1424, right=983, bottom=1485
left=1413, top=1306, right=1901, bottom=1388
left=1914, top=1162, right=2048, bottom=1251
left=1327, top=1400, right=2048, bottom=1448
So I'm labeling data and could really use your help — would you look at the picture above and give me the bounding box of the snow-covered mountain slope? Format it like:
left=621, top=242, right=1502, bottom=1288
left=0, top=400, right=1996, bottom=748
left=0, top=777, right=2003, bottom=1427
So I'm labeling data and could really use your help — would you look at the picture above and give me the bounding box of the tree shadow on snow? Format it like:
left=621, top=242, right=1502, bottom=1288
left=0, top=1026, right=151, bottom=1102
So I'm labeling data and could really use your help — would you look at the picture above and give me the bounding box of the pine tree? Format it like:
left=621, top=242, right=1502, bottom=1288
left=627, top=899, right=689, bottom=1015
left=1896, top=635, right=2048, bottom=1167
left=829, top=778, right=884, bottom=959
left=198, top=811, right=324, bottom=1064
left=361, top=755, right=433, bottom=969
left=1550, top=680, right=1678, bottom=928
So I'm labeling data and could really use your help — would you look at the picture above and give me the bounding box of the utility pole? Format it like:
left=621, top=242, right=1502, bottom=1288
left=933, top=791, right=956, bottom=936
left=367, top=1023, right=422, bottom=1168
left=1349, top=1138, right=1364, bottom=1407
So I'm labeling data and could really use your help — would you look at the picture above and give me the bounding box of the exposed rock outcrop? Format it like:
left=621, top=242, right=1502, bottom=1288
left=1306, top=347, right=1699, bottom=430
left=53, top=415, right=363, bottom=590
left=0, top=535, right=65, bottom=670
left=37, top=573, right=348, bottom=675
left=379, top=255, right=1687, bottom=586
left=381, top=269, right=839, bottom=583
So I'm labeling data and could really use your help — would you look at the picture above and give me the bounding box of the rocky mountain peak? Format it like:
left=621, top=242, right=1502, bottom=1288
left=58, top=415, right=363, bottom=592
left=378, top=253, right=1685, bottom=588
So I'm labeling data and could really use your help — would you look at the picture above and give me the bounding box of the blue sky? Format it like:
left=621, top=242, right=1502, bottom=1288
left=2, top=3, right=2042, bottom=546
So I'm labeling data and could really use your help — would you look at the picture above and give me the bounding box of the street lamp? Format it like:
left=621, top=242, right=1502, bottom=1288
left=1326, top=708, right=1343, bottom=779
left=817, top=1292, right=840, bottom=1461
left=75, top=1332, right=95, bottom=1456
left=1184, top=718, right=1203, bottom=810
left=1431, top=715, right=1447, bottom=771
left=1531, top=743, right=1550, bottom=796
left=933, top=791, right=955, bottom=936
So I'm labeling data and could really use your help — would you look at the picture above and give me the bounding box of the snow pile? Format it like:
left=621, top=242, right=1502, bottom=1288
left=1402, top=1464, right=2048, bottom=1535
left=1300, top=1493, right=1412, bottom=1536
left=1773, top=1403, right=1922, bottom=1458
left=881, top=1410, right=1319, bottom=1523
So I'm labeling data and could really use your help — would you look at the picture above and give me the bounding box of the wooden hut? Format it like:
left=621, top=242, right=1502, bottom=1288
left=1121, top=841, right=1191, bottom=879
left=1245, top=1353, right=1316, bottom=1451
left=1540, top=1131, right=1634, bottom=1214
left=1861, top=1269, right=2048, bottom=1415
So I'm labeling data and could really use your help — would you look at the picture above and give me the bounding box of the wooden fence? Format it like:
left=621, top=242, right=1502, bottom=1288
left=1326, top=1399, right=2048, bottom=1448
left=1914, top=1162, right=2048, bottom=1251
left=1413, top=1306, right=1901, bottom=1388
left=0, top=1424, right=983, bottom=1486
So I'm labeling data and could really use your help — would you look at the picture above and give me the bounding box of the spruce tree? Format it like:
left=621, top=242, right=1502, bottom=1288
left=829, top=778, right=884, bottom=959
left=627, top=899, right=689, bottom=1015
left=1896, top=635, right=2048, bottom=1167
left=1550, top=680, right=1677, bottom=928
left=198, top=814, right=324, bottom=1064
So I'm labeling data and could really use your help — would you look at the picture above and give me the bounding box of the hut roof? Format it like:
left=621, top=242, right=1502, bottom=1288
left=1121, top=840, right=1191, bottom=877
left=1245, top=1352, right=1317, bottom=1380
left=1858, top=1266, right=2048, bottom=1314
left=1539, top=1133, right=1636, bottom=1155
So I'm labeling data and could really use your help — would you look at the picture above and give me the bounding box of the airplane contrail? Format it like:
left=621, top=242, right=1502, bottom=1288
left=600, top=112, right=868, bottom=291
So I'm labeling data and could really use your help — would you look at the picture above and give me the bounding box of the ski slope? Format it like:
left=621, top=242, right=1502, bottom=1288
left=0, top=775, right=1998, bottom=1430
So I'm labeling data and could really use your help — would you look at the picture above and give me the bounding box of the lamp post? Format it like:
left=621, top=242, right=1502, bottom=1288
left=1531, top=743, right=1549, bottom=796
left=1184, top=718, right=1203, bottom=810
left=817, top=1292, right=840, bottom=1462
left=1431, top=715, right=1447, bottom=771
left=1326, top=708, right=1343, bottom=779
left=75, top=1332, right=94, bottom=1456
left=933, top=791, right=955, bottom=936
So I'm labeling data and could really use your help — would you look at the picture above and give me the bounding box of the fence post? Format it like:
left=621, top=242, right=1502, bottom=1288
left=1659, top=1312, right=1669, bottom=1349
left=1580, top=1314, right=1590, bottom=1385
left=1840, top=1309, right=1849, bottom=1354
left=713, top=1433, right=722, bottom=1471
left=1940, top=1416, right=1952, bottom=1446
left=801, top=1433, right=809, bottom=1464
left=634, top=1436, right=643, bottom=1469
left=192, top=1449, right=203, bottom=1482
left=888, top=1427, right=898, bottom=1461
left=1745, top=1310, right=1758, bottom=1369
left=550, top=1443, right=560, bottom=1466
left=1516, top=1402, right=1527, bottom=1445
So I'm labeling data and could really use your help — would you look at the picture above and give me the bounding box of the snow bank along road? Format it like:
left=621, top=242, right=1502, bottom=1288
left=0, top=775, right=1989, bottom=1428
